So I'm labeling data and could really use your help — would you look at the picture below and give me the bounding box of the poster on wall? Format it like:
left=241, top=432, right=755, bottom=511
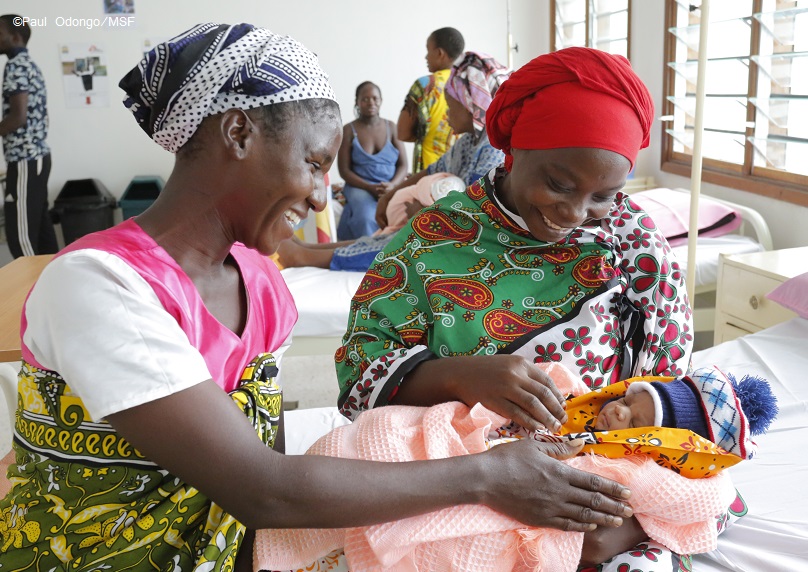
left=59, top=44, right=110, bottom=108
left=103, top=0, right=135, bottom=14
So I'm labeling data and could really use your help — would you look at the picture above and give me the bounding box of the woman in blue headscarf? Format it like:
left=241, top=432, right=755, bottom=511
left=0, top=24, right=633, bottom=571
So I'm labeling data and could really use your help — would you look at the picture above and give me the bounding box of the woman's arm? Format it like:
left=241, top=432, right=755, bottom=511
left=375, top=168, right=430, bottom=227
left=392, top=354, right=569, bottom=433
left=107, top=384, right=632, bottom=531
left=397, top=100, right=418, bottom=143
left=337, top=122, right=375, bottom=192
left=28, top=253, right=633, bottom=534
left=388, top=119, right=409, bottom=186
left=374, top=120, right=410, bottom=197
left=334, top=228, right=570, bottom=432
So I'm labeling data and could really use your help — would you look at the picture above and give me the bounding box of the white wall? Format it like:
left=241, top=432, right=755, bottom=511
left=508, top=0, right=552, bottom=69
left=2, top=0, right=510, bottom=199
left=5, top=0, right=806, bottom=249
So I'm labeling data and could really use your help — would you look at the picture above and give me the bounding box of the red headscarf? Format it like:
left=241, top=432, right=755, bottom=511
left=486, top=47, right=654, bottom=171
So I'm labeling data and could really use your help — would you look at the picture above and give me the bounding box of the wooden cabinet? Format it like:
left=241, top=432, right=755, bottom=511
left=713, top=247, right=808, bottom=345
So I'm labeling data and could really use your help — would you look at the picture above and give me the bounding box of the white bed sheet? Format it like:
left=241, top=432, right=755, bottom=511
left=281, top=267, right=364, bottom=338
left=671, top=235, right=763, bottom=288
left=691, top=317, right=808, bottom=571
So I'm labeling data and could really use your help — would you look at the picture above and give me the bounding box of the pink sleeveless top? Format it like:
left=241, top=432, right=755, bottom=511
left=21, top=219, right=297, bottom=393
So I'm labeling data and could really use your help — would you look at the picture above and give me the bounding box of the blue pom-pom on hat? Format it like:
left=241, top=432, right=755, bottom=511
left=725, top=372, right=779, bottom=436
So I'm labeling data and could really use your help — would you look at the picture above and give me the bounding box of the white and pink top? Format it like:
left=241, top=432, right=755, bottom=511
left=21, top=219, right=297, bottom=421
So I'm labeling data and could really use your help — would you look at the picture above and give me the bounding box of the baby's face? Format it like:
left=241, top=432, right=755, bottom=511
left=594, top=389, right=656, bottom=430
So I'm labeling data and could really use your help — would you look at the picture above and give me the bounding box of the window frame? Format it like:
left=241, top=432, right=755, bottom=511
left=661, top=0, right=808, bottom=207
left=550, top=0, right=632, bottom=59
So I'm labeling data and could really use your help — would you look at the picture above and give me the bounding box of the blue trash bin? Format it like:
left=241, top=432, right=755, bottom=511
left=120, top=175, right=164, bottom=220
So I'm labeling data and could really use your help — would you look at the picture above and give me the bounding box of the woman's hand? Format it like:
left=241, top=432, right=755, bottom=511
left=453, top=355, right=568, bottom=431
left=403, top=199, right=425, bottom=219
left=374, top=181, right=396, bottom=197
left=375, top=188, right=396, bottom=227
left=394, top=354, right=569, bottom=432
left=580, top=515, right=647, bottom=565
left=481, top=438, right=633, bottom=531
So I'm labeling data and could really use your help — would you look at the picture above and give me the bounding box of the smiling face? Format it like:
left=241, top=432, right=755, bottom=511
left=225, top=102, right=342, bottom=255
left=356, top=83, right=381, bottom=119
left=594, top=389, right=656, bottom=431
left=445, top=92, right=473, bottom=134
left=497, top=147, right=630, bottom=243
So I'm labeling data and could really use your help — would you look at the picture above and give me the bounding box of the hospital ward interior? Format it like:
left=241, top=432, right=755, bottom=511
left=0, top=1, right=806, bottom=571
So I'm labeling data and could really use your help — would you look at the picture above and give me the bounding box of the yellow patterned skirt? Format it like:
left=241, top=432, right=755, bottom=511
left=0, top=353, right=282, bottom=571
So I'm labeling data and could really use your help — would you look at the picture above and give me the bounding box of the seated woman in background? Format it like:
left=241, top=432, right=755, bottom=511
left=336, top=47, right=714, bottom=570
left=276, top=52, right=509, bottom=272
left=274, top=174, right=466, bottom=271
left=0, top=26, right=634, bottom=572
left=376, top=50, right=510, bottom=228
left=336, top=81, right=408, bottom=240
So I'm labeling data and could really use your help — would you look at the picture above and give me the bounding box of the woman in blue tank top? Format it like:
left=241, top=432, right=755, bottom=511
left=336, top=81, right=408, bottom=239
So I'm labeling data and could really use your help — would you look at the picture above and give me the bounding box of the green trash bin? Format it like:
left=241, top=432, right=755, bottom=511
left=119, top=176, right=164, bottom=220
left=51, top=178, right=116, bottom=245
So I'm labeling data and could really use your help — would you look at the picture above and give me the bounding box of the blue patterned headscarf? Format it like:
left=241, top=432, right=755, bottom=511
left=120, top=23, right=337, bottom=153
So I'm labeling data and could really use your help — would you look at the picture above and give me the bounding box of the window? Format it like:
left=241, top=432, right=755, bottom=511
left=662, top=0, right=808, bottom=205
left=551, top=0, right=631, bottom=59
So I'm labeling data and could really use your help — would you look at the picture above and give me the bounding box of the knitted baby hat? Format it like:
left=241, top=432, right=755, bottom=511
left=627, top=367, right=778, bottom=459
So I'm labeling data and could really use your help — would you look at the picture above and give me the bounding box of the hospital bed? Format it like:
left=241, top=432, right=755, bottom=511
left=624, top=186, right=772, bottom=333
left=280, top=266, right=364, bottom=357
left=1, top=303, right=804, bottom=570
left=689, top=317, right=808, bottom=570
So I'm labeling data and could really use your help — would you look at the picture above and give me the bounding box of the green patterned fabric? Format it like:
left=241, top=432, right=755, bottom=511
left=0, top=354, right=282, bottom=571
left=336, top=172, right=693, bottom=420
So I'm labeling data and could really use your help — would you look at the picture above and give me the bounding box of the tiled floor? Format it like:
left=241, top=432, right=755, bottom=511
left=279, top=354, right=341, bottom=410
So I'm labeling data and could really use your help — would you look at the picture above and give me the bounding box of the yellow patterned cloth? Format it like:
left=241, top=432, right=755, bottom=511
left=561, top=377, right=743, bottom=478
left=406, top=69, right=456, bottom=172
left=0, top=353, right=282, bottom=571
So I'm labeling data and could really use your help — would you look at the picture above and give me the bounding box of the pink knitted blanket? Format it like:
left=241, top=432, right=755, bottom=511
left=254, top=401, right=735, bottom=572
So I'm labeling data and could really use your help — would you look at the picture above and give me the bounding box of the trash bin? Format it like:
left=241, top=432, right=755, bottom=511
left=119, top=175, right=164, bottom=220
left=51, top=178, right=116, bottom=245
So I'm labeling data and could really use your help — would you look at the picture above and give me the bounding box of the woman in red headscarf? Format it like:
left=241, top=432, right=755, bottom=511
left=337, top=48, right=707, bottom=567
